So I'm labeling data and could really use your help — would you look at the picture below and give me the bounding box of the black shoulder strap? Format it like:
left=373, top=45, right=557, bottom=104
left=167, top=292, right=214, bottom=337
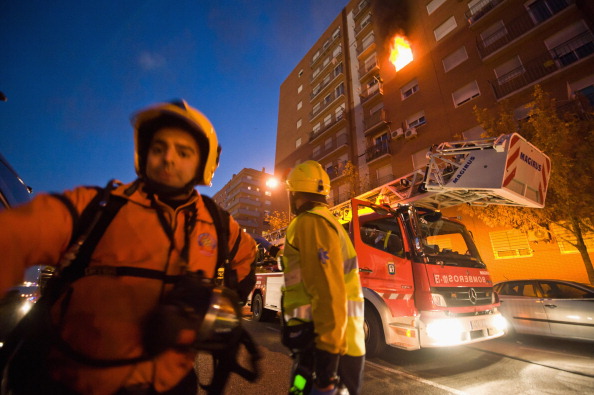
left=201, top=194, right=238, bottom=288
left=52, top=181, right=127, bottom=285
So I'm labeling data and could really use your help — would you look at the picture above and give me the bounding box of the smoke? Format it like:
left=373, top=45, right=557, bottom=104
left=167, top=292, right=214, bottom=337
left=371, top=0, right=409, bottom=43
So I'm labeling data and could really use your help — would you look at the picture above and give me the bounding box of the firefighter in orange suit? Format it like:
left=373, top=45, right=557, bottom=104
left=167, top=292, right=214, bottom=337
left=282, top=161, right=365, bottom=395
left=0, top=100, right=256, bottom=394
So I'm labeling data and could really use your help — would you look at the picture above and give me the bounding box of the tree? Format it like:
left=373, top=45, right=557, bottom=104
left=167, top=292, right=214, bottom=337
left=463, top=85, right=594, bottom=284
left=264, top=210, right=291, bottom=232
left=341, top=160, right=368, bottom=198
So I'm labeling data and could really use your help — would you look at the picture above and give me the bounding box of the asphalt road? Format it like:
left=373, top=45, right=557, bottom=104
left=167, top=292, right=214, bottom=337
left=197, top=313, right=594, bottom=394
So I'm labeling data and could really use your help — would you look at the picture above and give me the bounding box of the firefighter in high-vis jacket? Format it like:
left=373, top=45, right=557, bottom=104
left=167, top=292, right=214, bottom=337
left=282, top=161, right=365, bottom=395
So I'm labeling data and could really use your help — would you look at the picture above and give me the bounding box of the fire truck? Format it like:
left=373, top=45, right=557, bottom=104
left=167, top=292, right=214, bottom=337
left=249, top=133, right=551, bottom=356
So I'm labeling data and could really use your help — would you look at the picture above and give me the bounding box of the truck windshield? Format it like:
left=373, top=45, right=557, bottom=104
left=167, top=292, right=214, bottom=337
left=420, top=218, right=485, bottom=268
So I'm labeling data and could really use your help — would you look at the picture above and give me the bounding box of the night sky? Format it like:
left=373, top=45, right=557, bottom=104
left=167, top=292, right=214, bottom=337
left=0, top=0, right=346, bottom=196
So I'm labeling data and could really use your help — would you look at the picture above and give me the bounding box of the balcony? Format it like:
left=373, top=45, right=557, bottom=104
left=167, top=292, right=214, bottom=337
left=358, top=59, right=379, bottom=80
left=356, top=40, right=376, bottom=58
left=353, top=0, right=370, bottom=19
left=364, top=109, right=388, bottom=133
left=310, top=90, right=344, bottom=121
left=310, top=63, right=343, bottom=101
left=326, top=160, right=349, bottom=180
left=365, top=140, right=391, bottom=163
left=489, top=31, right=594, bottom=99
left=309, top=111, right=347, bottom=142
left=310, top=32, right=342, bottom=67
left=311, top=134, right=349, bottom=161
left=466, top=0, right=505, bottom=25
left=360, top=83, right=382, bottom=104
left=477, top=0, right=574, bottom=58
left=354, top=16, right=372, bottom=37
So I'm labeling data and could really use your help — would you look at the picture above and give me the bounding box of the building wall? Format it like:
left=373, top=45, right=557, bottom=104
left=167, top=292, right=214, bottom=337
left=275, top=0, right=594, bottom=283
left=212, top=168, right=288, bottom=236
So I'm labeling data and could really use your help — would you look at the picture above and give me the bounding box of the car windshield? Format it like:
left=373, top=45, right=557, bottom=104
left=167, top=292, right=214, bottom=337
left=420, top=217, right=485, bottom=268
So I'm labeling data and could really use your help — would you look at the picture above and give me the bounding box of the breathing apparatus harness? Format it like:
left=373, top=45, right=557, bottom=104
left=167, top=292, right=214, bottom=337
left=0, top=180, right=261, bottom=395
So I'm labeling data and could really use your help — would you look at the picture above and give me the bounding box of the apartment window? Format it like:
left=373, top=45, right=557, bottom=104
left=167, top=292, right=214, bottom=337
left=400, top=78, right=419, bottom=100
left=298, top=84, right=303, bottom=94
left=527, top=0, right=570, bottom=25
left=443, top=46, right=468, bottom=72
left=264, top=191, right=272, bottom=197
left=296, top=137, right=302, bottom=148
left=489, top=230, right=533, bottom=259
left=325, top=137, right=332, bottom=150
left=545, top=21, right=594, bottom=67
left=376, top=164, right=392, bottom=184
left=323, top=74, right=331, bottom=86
left=407, top=110, right=426, bottom=128
left=297, top=101, right=302, bottom=110
left=335, top=83, right=345, bottom=97
left=313, top=67, right=321, bottom=79
left=313, top=145, right=321, bottom=158
left=323, top=57, right=330, bottom=67
left=332, top=27, right=340, bottom=40
left=313, top=103, right=321, bottom=114
left=312, top=50, right=320, bottom=63
left=296, top=119, right=302, bottom=128
left=364, top=54, right=377, bottom=72
left=333, top=44, right=342, bottom=58
left=361, top=14, right=372, bottom=30
left=313, top=84, right=321, bottom=97
left=434, top=16, right=457, bottom=41
left=494, top=56, right=525, bottom=85
left=362, top=32, right=374, bottom=49
left=412, top=148, right=430, bottom=170
left=481, top=21, right=507, bottom=48
left=370, top=102, right=383, bottom=115
left=551, top=223, right=594, bottom=254
left=324, top=94, right=332, bottom=105
left=374, top=133, right=389, bottom=146
left=324, top=114, right=332, bottom=126
left=426, top=0, right=447, bottom=15
left=298, top=69, right=303, bottom=77
left=323, top=39, right=331, bottom=50
left=452, top=81, right=480, bottom=107
left=333, top=63, right=343, bottom=76
left=336, top=104, right=345, bottom=119
left=569, top=74, right=594, bottom=105
left=313, top=123, right=321, bottom=133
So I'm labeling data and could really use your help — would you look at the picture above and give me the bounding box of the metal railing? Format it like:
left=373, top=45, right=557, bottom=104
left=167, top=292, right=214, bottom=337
left=489, top=31, right=594, bottom=99
left=465, top=0, right=504, bottom=25
left=365, top=140, right=391, bottom=163
left=477, top=0, right=574, bottom=58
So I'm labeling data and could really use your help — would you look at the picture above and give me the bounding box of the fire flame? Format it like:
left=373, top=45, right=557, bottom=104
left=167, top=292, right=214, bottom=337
left=389, top=35, right=413, bottom=72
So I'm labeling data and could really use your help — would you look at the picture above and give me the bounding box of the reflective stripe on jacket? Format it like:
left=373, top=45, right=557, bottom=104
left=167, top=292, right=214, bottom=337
left=282, top=204, right=365, bottom=357
left=0, top=180, right=256, bottom=394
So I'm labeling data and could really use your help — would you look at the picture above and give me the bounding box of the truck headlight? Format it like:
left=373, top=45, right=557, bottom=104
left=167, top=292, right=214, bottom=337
left=426, top=319, right=464, bottom=343
left=492, top=314, right=507, bottom=332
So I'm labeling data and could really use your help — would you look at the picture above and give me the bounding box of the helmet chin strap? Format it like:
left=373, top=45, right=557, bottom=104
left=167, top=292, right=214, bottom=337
left=144, top=177, right=196, bottom=199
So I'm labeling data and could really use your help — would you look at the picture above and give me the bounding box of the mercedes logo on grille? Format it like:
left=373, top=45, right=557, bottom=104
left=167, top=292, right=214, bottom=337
left=469, top=288, right=478, bottom=304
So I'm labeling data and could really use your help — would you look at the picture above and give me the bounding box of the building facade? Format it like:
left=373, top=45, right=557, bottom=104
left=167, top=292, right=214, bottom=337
left=275, top=0, right=594, bottom=283
left=212, top=168, right=288, bottom=236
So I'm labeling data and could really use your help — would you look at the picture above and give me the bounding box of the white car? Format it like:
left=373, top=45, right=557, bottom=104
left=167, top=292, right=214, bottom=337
left=494, top=279, right=594, bottom=342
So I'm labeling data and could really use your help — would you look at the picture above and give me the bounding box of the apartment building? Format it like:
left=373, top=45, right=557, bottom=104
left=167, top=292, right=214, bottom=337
left=212, top=168, right=288, bottom=236
left=275, top=0, right=594, bottom=283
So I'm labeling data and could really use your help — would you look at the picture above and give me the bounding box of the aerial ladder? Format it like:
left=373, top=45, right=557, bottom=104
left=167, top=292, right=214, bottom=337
left=331, top=133, right=551, bottom=220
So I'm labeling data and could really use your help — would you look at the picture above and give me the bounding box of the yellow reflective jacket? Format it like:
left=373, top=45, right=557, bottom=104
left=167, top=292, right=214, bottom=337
left=282, top=204, right=365, bottom=357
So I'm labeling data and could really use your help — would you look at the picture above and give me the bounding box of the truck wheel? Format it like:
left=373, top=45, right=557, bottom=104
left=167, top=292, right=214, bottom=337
left=364, top=303, right=385, bottom=358
left=252, top=293, right=275, bottom=322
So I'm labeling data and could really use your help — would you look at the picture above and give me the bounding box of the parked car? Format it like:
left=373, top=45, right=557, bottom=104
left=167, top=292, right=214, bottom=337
left=0, top=152, right=31, bottom=209
left=494, top=279, right=594, bottom=342
left=0, top=152, right=35, bottom=344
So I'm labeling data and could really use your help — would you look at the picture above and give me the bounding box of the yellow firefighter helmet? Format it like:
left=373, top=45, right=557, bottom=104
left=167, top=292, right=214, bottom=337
left=286, top=160, right=331, bottom=196
left=132, top=100, right=221, bottom=186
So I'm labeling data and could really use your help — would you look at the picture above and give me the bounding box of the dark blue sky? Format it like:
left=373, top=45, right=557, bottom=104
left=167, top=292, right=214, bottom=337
left=0, top=0, right=346, bottom=195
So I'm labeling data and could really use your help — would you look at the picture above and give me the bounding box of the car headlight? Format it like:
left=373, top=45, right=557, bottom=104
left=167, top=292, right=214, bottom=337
left=431, top=293, right=447, bottom=307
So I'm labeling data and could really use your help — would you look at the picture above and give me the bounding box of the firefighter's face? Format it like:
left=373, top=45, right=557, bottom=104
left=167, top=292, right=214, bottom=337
left=146, top=127, right=200, bottom=190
